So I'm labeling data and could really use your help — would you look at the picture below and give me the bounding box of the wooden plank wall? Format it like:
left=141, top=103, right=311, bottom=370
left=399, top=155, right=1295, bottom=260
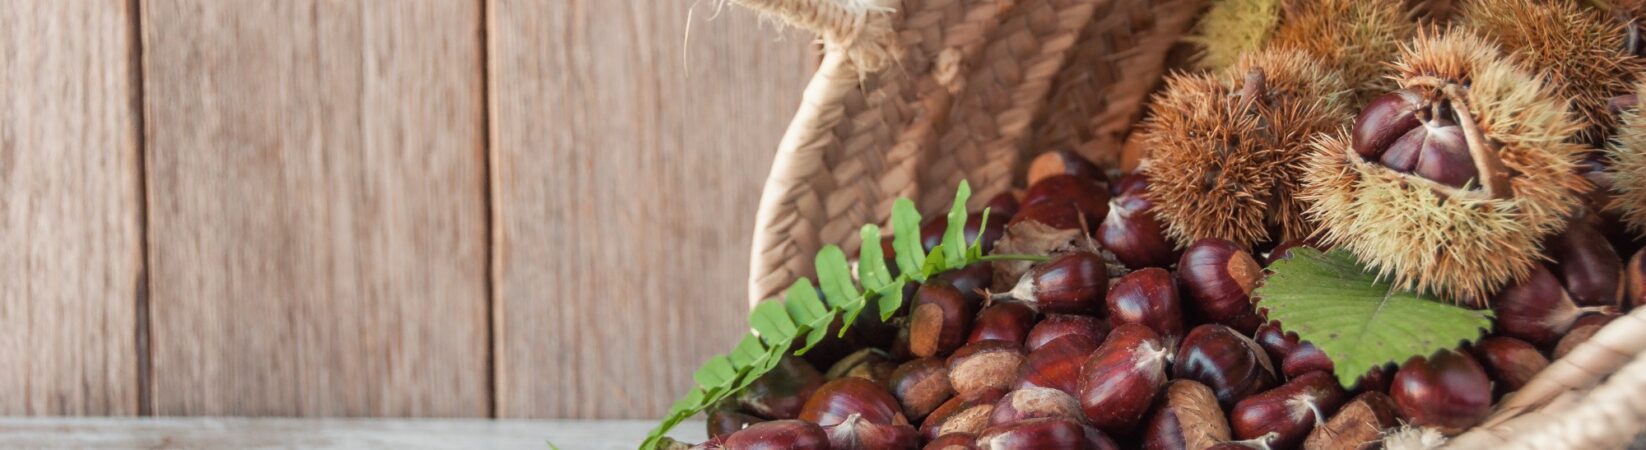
left=0, top=0, right=812, bottom=419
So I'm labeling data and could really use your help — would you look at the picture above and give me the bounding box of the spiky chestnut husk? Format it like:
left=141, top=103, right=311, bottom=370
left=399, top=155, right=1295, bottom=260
left=1143, top=49, right=1352, bottom=249
left=1266, top=0, right=1418, bottom=105
left=1187, top=0, right=1283, bottom=70
left=1460, top=0, right=1646, bottom=142
left=1608, top=81, right=1646, bottom=236
left=1302, top=30, right=1589, bottom=303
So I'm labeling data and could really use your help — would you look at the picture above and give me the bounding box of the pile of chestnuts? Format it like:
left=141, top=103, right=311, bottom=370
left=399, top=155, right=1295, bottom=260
left=683, top=150, right=1646, bottom=450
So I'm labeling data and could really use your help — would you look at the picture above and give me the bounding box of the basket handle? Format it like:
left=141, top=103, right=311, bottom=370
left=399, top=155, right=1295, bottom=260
left=730, top=0, right=901, bottom=70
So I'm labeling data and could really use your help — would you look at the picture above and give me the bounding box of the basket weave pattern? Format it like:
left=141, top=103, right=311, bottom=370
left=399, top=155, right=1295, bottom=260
left=736, top=0, right=1646, bottom=447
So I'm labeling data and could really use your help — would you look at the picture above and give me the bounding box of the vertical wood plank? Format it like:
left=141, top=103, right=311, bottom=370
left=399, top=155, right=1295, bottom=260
left=0, top=0, right=143, bottom=416
left=489, top=1, right=813, bottom=418
left=142, top=0, right=490, bottom=416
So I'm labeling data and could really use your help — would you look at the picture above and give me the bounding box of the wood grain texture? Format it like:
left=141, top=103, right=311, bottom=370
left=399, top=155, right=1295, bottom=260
left=141, top=0, right=490, bottom=416
left=488, top=1, right=813, bottom=418
left=0, top=0, right=143, bottom=415
left=0, top=418, right=705, bottom=449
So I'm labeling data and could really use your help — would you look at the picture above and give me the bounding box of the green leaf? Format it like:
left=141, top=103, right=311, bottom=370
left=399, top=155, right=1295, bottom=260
left=878, top=282, right=906, bottom=321
left=858, top=225, right=894, bottom=290
left=921, top=245, right=949, bottom=277
left=729, top=333, right=766, bottom=366
left=783, top=280, right=828, bottom=324
left=749, top=301, right=797, bottom=345
left=969, top=207, right=993, bottom=260
left=795, top=313, right=835, bottom=355
left=692, top=355, right=736, bottom=388
left=816, top=246, right=859, bottom=308
left=942, top=181, right=973, bottom=268
left=1256, top=248, right=1495, bottom=388
left=838, top=297, right=870, bottom=337
left=892, top=198, right=926, bottom=281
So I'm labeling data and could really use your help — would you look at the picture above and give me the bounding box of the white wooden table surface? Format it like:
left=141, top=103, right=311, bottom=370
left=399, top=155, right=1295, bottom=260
left=0, top=418, right=705, bottom=449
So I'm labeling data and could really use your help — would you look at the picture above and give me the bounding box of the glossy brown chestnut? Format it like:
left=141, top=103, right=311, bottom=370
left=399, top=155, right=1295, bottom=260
left=800, top=378, right=907, bottom=428
left=1281, top=342, right=1333, bottom=380
left=1099, top=191, right=1178, bottom=269
left=910, top=283, right=975, bottom=358
left=886, top=357, right=954, bottom=421
left=921, top=396, right=998, bottom=442
left=1545, top=221, right=1624, bottom=307
left=975, top=418, right=1119, bottom=450
left=985, top=192, right=1021, bottom=221
left=1025, top=314, right=1109, bottom=352
left=1007, top=199, right=1086, bottom=231
left=1471, top=336, right=1549, bottom=395
left=1262, top=239, right=1324, bottom=267
left=707, top=406, right=763, bottom=439
left=1179, top=238, right=1265, bottom=333
left=1028, top=150, right=1107, bottom=186
left=988, top=387, right=1087, bottom=426
left=968, top=303, right=1037, bottom=345
left=737, top=356, right=824, bottom=420
left=1110, top=173, right=1149, bottom=198
left=1350, top=366, right=1391, bottom=395
left=1553, top=323, right=1603, bottom=360
left=1015, top=334, right=1099, bottom=395
left=1352, top=89, right=1425, bottom=160
left=1626, top=250, right=1645, bottom=310
left=1174, top=324, right=1277, bottom=409
left=723, top=420, right=830, bottom=450
left=822, top=412, right=920, bottom=450
left=1254, top=322, right=1299, bottom=368
left=1390, top=350, right=1492, bottom=433
left=996, top=251, right=1107, bottom=315
left=1077, top=324, right=1172, bottom=435
left=1230, top=371, right=1347, bottom=450
left=1106, top=267, right=1186, bottom=344
left=930, top=263, right=995, bottom=307
left=826, top=348, right=897, bottom=386
left=924, top=433, right=979, bottom=450
left=947, top=341, right=1027, bottom=401
left=1493, top=265, right=1600, bottom=347
left=1302, top=392, right=1400, bottom=450
left=1142, top=380, right=1232, bottom=450
left=1021, top=174, right=1110, bottom=224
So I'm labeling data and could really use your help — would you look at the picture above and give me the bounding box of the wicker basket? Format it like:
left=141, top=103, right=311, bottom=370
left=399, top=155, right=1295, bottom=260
left=734, top=0, right=1646, bottom=448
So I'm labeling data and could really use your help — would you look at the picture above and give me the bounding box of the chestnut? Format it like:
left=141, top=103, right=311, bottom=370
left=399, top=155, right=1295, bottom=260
left=800, top=378, right=907, bottom=428
left=723, top=420, right=830, bottom=450
left=1028, top=150, right=1107, bottom=185
left=826, top=348, right=897, bottom=386
left=975, top=418, right=1118, bottom=450
left=1262, top=239, right=1323, bottom=267
left=1174, top=324, right=1277, bottom=409
left=1229, top=371, right=1347, bottom=450
left=1015, top=334, right=1099, bottom=395
left=1142, top=380, right=1232, bottom=450
left=1553, top=323, right=1603, bottom=360
left=1627, top=250, right=1644, bottom=310
left=911, top=283, right=975, bottom=358
left=996, top=251, right=1108, bottom=315
left=707, top=405, right=763, bottom=439
left=1281, top=342, right=1333, bottom=380
left=886, top=357, right=954, bottom=421
left=1302, top=392, right=1400, bottom=450
left=1078, top=324, right=1172, bottom=435
left=1471, top=336, right=1549, bottom=395
left=1254, top=322, right=1299, bottom=368
left=921, top=396, right=998, bottom=441
left=1352, top=89, right=1425, bottom=160
left=1008, top=200, right=1086, bottom=231
left=1021, top=174, right=1110, bottom=224
left=1099, top=191, right=1179, bottom=269
left=822, top=412, right=920, bottom=450
left=947, top=341, right=1027, bottom=401
left=1106, top=267, right=1186, bottom=344
left=924, top=433, right=979, bottom=450
left=988, top=387, right=1086, bottom=426
left=985, top=192, right=1021, bottom=220
left=1178, top=238, right=1265, bottom=333
left=1110, top=173, right=1149, bottom=198
left=737, top=356, right=824, bottom=420
left=1390, top=349, right=1492, bottom=433
left=968, top=303, right=1037, bottom=345
left=1544, top=221, right=1624, bottom=307
left=1492, top=264, right=1605, bottom=347
left=1025, top=314, right=1109, bottom=352
left=931, top=263, right=995, bottom=306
